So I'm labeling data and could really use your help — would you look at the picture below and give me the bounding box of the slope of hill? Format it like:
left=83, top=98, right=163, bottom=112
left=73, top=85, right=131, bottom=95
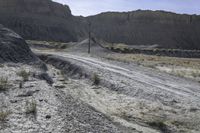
left=0, top=0, right=87, bottom=42
left=0, top=24, right=39, bottom=63
left=88, top=10, right=200, bottom=50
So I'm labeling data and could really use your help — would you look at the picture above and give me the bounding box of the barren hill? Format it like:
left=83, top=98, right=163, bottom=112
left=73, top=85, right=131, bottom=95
left=0, top=0, right=87, bottom=42
left=0, top=24, right=38, bottom=63
left=0, top=0, right=200, bottom=50
left=88, top=10, right=200, bottom=50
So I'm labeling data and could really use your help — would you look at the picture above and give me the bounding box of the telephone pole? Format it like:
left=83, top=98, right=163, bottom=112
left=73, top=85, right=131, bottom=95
left=88, top=22, right=91, bottom=54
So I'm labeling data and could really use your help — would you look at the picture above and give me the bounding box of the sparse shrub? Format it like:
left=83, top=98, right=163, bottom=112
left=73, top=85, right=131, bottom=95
left=25, top=100, right=37, bottom=116
left=147, top=121, right=168, bottom=132
left=19, top=81, right=23, bottom=89
left=92, top=73, right=100, bottom=85
left=59, top=44, right=67, bottom=49
left=191, top=71, right=200, bottom=78
left=17, top=70, right=30, bottom=81
left=0, top=77, right=9, bottom=91
left=0, top=64, right=4, bottom=68
left=0, top=111, right=11, bottom=122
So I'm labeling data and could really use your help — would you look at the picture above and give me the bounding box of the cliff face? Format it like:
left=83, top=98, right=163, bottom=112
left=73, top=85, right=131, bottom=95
left=88, top=10, right=200, bottom=50
left=0, top=0, right=200, bottom=50
left=0, top=0, right=87, bottom=42
left=0, top=0, right=72, bottom=17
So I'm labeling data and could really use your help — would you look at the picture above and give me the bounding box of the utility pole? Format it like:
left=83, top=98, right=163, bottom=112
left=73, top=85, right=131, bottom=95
left=88, top=22, right=91, bottom=54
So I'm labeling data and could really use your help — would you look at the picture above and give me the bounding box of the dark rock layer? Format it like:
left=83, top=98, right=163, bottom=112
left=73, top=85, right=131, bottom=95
left=0, top=24, right=38, bottom=63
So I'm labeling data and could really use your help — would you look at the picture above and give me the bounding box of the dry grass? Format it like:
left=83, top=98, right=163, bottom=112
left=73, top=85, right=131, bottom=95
left=0, top=64, right=4, bottom=68
left=0, top=111, right=11, bottom=122
left=92, top=73, right=100, bottom=85
left=104, top=53, right=200, bottom=81
left=147, top=120, right=169, bottom=133
left=26, top=40, right=69, bottom=49
left=0, top=77, right=9, bottom=91
left=105, top=53, right=200, bottom=69
left=25, top=100, right=37, bottom=116
left=17, top=70, right=30, bottom=81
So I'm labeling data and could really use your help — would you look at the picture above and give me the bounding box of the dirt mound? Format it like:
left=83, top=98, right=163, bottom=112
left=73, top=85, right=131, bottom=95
left=0, top=24, right=39, bottom=63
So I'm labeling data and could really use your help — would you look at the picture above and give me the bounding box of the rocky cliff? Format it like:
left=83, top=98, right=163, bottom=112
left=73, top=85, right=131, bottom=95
left=0, top=0, right=200, bottom=50
left=88, top=10, right=200, bottom=50
left=0, top=24, right=38, bottom=62
left=0, top=0, right=87, bottom=42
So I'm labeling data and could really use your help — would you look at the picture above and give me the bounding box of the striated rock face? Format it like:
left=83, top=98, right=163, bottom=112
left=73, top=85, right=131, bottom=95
left=0, top=24, right=38, bottom=62
left=88, top=10, right=200, bottom=50
left=0, top=0, right=87, bottom=42
left=0, top=0, right=72, bottom=17
left=0, top=0, right=200, bottom=50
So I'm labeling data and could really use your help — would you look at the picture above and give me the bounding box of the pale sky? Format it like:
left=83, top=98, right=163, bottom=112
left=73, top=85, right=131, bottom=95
left=53, top=0, right=200, bottom=16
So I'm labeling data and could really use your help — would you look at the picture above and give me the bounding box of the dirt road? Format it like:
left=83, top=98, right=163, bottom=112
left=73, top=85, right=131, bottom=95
left=34, top=49, right=200, bottom=133
left=35, top=50, right=200, bottom=104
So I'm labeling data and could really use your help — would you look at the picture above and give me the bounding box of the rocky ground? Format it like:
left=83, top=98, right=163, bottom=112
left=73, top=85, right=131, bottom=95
left=1, top=29, right=200, bottom=132
left=0, top=63, right=125, bottom=133
left=33, top=47, right=200, bottom=133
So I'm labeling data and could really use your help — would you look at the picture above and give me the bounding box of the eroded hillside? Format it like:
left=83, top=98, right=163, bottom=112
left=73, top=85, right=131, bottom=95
left=0, top=0, right=200, bottom=49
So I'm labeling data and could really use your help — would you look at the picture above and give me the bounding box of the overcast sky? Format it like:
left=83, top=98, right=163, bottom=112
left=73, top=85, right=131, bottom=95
left=53, top=0, right=200, bottom=16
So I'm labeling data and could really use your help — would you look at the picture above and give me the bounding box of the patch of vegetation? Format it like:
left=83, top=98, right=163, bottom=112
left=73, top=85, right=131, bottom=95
left=171, top=120, right=184, bottom=127
left=17, top=70, right=30, bottom=81
left=25, top=100, right=37, bottom=116
left=0, top=111, right=11, bottom=122
left=92, top=73, right=100, bottom=85
left=0, top=64, right=4, bottom=68
left=0, top=77, right=9, bottom=91
left=147, top=121, right=169, bottom=133
left=59, top=44, right=67, bottom=49
left=189, top=107, right=199, bottom=112
left=19, top=81, right=23, bottom=89
left=191, top=71, right=200, bottom=78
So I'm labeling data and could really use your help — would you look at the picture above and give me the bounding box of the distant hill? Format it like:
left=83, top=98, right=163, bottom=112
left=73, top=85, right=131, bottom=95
left=0, top=0, right=87, bottom=42
left=0, top=0, right=200, bottom=50
left=87, top=10, right=200, bottom=50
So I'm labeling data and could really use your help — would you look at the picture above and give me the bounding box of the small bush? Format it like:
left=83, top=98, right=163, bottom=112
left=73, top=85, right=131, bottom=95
left=25, top=100, right=37, bottom=116
left=0, top=64, right=4, bottom=68
left=17, top=70, right=30, bottom=81
left=0, top=77, right=9, bottom=91
left=19, top=81, right=23, bottom=89
left=147, top=121, right=169, bottom=132
left=92, top=73, right=100, bottom=85
left=0, top=111, right=11, bottom=122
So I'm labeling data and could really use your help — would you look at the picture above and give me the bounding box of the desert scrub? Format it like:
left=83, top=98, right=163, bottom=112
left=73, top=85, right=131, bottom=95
left=0, top=77, right=9, bottom=91
left=147, top=120, right=169, bottom=133
left=17, top=70, right=30, bottom=81
left=0, top=111, right=11, bottom=122
left=25, top=100, right=37, bottom=116
left=0, top=64, right=4, bottom=68
left=92, top=73, right=100, bottom=85
left=191, top=71, right=200, bottom=78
